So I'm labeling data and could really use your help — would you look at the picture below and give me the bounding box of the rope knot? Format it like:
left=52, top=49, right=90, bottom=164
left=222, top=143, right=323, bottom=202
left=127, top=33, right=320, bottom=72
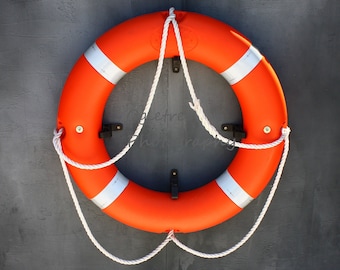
left=282, top=126, right=291, bottom=138
left=167, top=230, right=175, bottom=240
left=54, top=128, right=64, bottom=138
left=168, top=7, right=176, bottom=20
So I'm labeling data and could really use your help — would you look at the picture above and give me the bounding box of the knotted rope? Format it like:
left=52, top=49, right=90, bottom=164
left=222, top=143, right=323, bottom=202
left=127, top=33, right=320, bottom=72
left=53, top=7, right=290, bottom=265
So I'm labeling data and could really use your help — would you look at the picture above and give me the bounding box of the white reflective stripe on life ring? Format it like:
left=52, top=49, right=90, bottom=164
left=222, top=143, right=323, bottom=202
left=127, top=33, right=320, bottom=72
left=84, top=43, right=126, bottom=84
left=91, top=171, right=129, bottom=209
left=216, top=170, right=253, bottom=208
left=220, top=45, right=263, bottom=85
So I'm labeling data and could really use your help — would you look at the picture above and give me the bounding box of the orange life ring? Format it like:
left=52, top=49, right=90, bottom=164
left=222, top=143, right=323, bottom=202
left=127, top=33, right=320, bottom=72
left=57, top=10, right=288, bottom=233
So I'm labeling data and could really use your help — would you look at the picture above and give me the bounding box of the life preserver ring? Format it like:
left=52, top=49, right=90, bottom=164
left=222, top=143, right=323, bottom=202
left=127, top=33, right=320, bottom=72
left=57, top=10, right=287, bottom=233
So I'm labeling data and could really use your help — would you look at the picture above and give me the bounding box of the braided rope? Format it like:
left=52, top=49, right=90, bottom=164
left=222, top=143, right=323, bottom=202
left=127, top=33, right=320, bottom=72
left=58, top=151, right=174, bottom=265
left=52, top=7, right=290, bottom=169
left=52, top=10, right=175, bottom=170
left=170, top=132, right=290, bottom=258
left=52, top=9, right=177, bottom=265
left=169, top=10, right=290, bottom=149
left=53, top=7, right=291, bottom=264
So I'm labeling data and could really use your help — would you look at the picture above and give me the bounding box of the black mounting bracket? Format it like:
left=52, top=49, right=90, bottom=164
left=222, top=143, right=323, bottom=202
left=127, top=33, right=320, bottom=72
left=99, top=123, right=123, bottom=138
left=170, top=169, right=179, bottom=200
left=221, top=124, right=246, bottom=141
left=172, top=56, right=181, bottom=73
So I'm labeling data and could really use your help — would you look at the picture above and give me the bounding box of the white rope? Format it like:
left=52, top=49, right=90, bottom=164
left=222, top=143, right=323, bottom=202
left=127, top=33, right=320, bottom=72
left=169, top=9, right=290, bottom=149
left=52, top=8, right=177, bottom=265
left=58, top=152, right=173, bottom=265
left=167, top=10, right=291, bottom=257
left=53, top=9, right=176, bottom=170
left=52, top=8, right=290, bottom=170
left=170, top=132, right=290, bottom=258
left=53, top=7, right=291, bottom=264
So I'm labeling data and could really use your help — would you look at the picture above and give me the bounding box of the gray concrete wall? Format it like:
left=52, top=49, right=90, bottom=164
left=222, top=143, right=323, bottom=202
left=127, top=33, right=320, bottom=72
left=1, top=0, right=339, bottom=269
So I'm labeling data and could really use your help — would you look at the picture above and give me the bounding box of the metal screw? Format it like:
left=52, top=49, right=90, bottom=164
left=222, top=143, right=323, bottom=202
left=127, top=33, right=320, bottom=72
left=263, top=126, right=271, bottom=134
left=76, top=125, right=84, bottom=133
left=223, top=125, right=228, bottom=131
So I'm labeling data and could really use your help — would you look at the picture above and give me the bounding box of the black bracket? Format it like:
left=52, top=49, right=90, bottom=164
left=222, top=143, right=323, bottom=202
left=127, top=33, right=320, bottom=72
left=170, top=169, right=179, bottom=200
left=221, top=124, right=246, bottom=141
left=99, top=123, right=123, bottom=138
left=172, top=56, right=181, bottom=73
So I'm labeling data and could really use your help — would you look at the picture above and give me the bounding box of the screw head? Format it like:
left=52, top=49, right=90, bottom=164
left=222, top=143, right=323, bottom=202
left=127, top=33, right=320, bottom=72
left=263, top=126, right=271, bottom=134
left=76, top=125, right=84, bottom=133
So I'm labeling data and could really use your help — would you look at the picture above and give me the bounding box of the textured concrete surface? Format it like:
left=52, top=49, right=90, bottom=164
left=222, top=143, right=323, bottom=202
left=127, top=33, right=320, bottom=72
left=1, top=0, right=339, bottom=269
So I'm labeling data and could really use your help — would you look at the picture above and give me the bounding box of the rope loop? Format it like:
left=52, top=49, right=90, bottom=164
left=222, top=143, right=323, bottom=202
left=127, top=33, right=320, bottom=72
left=170, top=131, right=290, bottom=258
left=53, top=7, right=291, bottom=264
left=53, top=4, right=290, bottom=170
